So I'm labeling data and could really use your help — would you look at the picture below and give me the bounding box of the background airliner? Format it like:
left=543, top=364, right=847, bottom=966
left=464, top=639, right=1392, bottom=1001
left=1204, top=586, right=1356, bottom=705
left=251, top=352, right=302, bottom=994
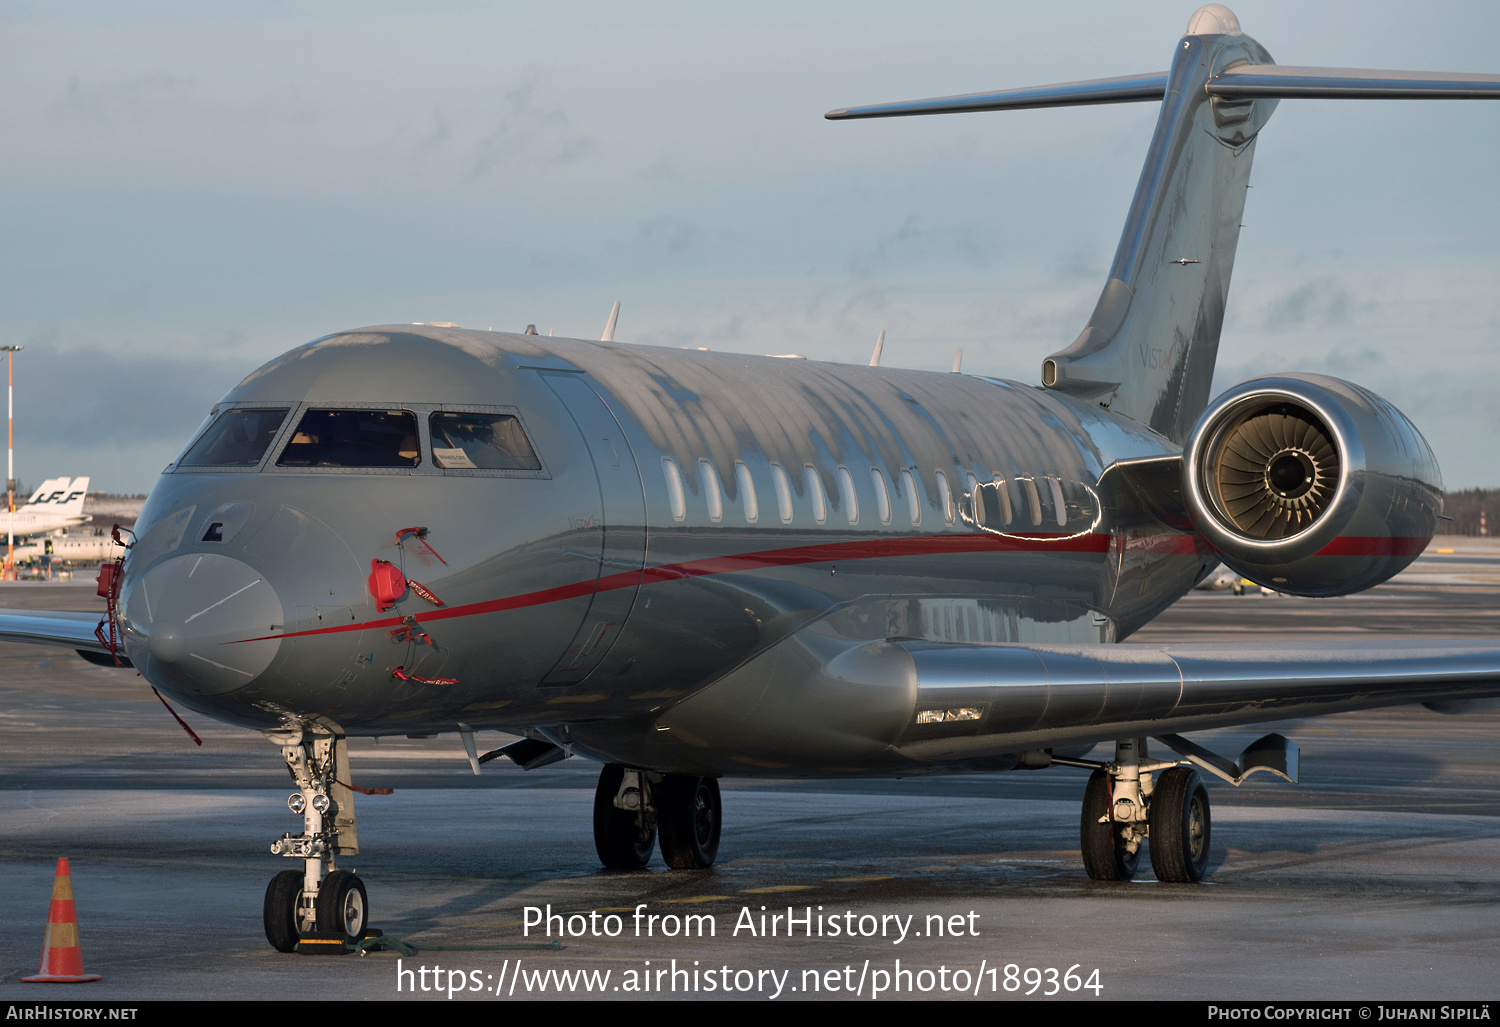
left=0, top=476, right=89, bottom=538
left=3, top=5, right=1500, bottom=954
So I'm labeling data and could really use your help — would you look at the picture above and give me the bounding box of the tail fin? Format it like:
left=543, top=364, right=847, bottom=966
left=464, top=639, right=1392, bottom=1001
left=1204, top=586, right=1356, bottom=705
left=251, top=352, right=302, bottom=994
left=25, top=477, right=88, bottom=517
left=827, top=4, right=1500, bottom=444
left=24, top=478, right=68, bottom=506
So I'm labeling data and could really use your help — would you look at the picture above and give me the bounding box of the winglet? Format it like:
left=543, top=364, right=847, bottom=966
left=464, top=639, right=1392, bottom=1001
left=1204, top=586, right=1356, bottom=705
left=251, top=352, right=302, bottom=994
left=601, top=300, right=621, bottom=342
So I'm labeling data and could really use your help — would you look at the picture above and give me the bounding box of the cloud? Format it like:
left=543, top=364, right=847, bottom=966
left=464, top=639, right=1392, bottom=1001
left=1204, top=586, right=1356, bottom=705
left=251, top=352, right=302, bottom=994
left=467, top=73, right=595, bottom=180
left=848, top=216, right=992, bottom=278
left=636, top=215, right=698, bottom=255
left=55, top=72, right=189, bottom=125
left=1256, top=276, right=1368, bottom=332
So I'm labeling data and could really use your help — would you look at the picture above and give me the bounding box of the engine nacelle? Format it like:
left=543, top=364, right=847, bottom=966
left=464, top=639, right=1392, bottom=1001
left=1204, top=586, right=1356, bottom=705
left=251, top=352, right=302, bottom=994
left=1183, top=374, right=1442, bottom=597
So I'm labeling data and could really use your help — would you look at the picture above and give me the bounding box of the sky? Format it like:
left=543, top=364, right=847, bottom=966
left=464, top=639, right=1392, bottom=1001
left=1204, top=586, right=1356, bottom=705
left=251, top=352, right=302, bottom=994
left=1, top=0, right=1497, bottom=493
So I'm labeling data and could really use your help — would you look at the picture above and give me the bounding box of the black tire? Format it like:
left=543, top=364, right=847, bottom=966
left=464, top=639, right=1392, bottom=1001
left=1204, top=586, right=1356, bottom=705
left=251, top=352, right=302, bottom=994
left=1149, top=767, right=1211, bottom=883
left=657, top=774, right=721, bottom=870
left=264, top=869, right=303, bottom=953
left=593, top=765, right=656, bottom=869
left=316, top=870, right=368, bottom=943
left=1079, top=769, right=1138, bottom=881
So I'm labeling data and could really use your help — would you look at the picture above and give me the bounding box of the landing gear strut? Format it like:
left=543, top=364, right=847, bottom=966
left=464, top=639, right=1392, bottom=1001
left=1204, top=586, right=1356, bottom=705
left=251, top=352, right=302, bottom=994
left=592, top=765, right=723, bottom=870
left=263, top=728, right=368, bottom=951
left=1077, top=738, right=1211, bottom=884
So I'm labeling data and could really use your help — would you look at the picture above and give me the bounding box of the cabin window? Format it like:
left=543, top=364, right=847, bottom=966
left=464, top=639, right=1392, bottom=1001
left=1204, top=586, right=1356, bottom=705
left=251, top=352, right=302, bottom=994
left=871, top=469, right=892, bottom=524
left=277, top=409, right=419, bottom=468
left=804, top=465, right=827, bottom=524
left=736, top=461, right=758, bottom=524
left=180, top=408, right=290, bottom=467
left=836, top=466, right=859, bottom=525
left=1047, top=476, right=1067, bottom=527
left=902, top=469, right=921, bottom=526
left=429, top=412, right=541, bottom=470
left=663, top=457, right=686, bottom=521
left=1023, top=477, right=1043, bottom=526
left=992, top=474, right=1014, bottom=525
left=771, top=463, right=793, bottom=523
left=935, top=471, right=954, bottom=524
left=700, top=459, right=724, bottom=522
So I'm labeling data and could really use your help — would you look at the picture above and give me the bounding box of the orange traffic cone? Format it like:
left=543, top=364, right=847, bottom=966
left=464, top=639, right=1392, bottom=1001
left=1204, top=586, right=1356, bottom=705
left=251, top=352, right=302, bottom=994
left=22, top=858, right=102, bottom=983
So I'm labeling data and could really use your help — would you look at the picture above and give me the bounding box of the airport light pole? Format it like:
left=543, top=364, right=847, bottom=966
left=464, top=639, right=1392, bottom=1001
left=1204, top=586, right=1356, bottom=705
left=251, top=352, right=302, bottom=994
left=2, top=346, right=20, bottom=581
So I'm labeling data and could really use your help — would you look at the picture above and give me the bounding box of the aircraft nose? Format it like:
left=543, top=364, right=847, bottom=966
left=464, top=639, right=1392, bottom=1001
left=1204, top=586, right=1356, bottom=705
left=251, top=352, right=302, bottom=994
left=121, top=553, right=285, bottom=697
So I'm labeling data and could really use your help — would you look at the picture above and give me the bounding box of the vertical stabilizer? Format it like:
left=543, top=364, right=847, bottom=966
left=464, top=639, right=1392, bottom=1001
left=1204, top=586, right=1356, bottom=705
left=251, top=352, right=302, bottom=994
left=827, top=3, right=1500, bottom=443
left=24, top=478, right=67, bottom=506
left=1040, top=6, right=1274, bottom=443
left=26, top=477, right=88, bottom=516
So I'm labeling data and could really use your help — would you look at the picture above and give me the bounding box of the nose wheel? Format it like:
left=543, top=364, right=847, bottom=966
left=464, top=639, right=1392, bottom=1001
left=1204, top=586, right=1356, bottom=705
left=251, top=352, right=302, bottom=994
left=317, top=870, right=369, bottom=943
left=263, top=870, right=305, bottom=953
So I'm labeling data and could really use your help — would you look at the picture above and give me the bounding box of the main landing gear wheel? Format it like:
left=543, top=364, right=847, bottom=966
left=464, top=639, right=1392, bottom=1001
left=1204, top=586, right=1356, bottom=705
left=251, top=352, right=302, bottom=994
left=1080, top=769, right=1138, bottom=881
left=317, top=870, right=368, bottom=944
left=593, top=764, right=656, bottom=869
left=264, top=869, right=304, bottom=953
left=657, top=774, right=721, bottom=870
left=1149, top=767, right=1211, bottom=883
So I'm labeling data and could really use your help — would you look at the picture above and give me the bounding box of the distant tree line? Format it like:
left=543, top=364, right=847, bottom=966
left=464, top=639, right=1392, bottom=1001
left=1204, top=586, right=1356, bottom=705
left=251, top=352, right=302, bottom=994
left=1435, top=488, right=1500, bottom=536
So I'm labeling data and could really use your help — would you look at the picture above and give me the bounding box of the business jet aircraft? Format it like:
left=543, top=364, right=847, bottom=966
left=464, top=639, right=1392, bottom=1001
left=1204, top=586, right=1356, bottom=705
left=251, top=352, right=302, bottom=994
left=5, top=5, right=1500, bottom=952
left=0, top=476, right=89, bottom=538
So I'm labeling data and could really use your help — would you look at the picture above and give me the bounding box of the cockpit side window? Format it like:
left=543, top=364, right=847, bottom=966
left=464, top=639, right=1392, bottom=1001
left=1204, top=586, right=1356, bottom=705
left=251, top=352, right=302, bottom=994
left=429, top=412, right=541, bottom=471
left=179, top=408, right=290, bottom=467
left=276, top=409, right=420, bottom=468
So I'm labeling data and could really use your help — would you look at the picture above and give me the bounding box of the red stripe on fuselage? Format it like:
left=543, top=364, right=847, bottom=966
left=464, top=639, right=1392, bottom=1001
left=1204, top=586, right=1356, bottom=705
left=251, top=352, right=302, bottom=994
left=1312, top=536, right=1429, bottom=557
left=231, top=530, right=1164, bottom=644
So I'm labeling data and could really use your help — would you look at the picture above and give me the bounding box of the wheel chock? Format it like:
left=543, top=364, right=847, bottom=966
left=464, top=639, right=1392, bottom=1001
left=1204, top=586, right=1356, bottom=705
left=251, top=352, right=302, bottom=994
left=298, top=927, right=385, bottom=955
left=22, top=858, right=102, bottom=983
left=297, top=931, right=352, bottom=955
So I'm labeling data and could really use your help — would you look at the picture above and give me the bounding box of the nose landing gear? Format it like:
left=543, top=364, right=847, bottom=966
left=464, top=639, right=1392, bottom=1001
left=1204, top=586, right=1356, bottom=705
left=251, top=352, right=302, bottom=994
left=262, top=728, right=370, bottom=951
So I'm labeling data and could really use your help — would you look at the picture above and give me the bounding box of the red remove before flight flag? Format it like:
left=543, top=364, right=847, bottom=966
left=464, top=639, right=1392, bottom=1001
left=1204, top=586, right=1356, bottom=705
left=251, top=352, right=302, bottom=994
left=22, top=858, right=102, bottom=983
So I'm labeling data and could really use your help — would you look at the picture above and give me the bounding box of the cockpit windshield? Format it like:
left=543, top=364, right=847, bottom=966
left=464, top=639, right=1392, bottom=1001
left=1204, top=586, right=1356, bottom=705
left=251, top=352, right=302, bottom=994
left=277, top=409, right=421, bottom=468
left=430, top=412, right=541, bottom=470
left=179, top=408, right=291, bottom=467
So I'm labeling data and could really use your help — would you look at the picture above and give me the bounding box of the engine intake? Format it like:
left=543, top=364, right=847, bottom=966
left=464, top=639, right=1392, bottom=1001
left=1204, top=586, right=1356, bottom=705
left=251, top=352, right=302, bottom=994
left=1206, top=401, right=1340, bottom=541
left=1183, top=375, right=1442, bottom=597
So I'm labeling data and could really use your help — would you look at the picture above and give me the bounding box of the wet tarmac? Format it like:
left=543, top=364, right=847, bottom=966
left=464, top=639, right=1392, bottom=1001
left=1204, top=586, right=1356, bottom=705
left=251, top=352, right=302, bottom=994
left=1, top=541, right=1498, bottom=1001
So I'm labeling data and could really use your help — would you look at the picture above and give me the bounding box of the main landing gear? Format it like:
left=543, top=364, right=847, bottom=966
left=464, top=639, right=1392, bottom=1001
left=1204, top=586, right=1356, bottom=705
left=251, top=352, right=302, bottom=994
left=593, top=765, right=722, bottom=870
left=1075, top=738, right=1211, bottom=884
left=262, top=728, right=371, bottom=951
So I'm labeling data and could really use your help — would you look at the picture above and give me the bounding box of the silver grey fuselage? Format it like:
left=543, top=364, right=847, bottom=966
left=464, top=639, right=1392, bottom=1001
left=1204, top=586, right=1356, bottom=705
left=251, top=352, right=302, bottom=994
left=119, top=326, right=1214, bottom=774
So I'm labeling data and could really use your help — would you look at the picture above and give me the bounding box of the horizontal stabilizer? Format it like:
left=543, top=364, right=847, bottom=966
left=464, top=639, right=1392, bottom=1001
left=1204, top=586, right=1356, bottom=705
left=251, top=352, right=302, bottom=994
left=825, top=72, right=1168, bottom=120
left=1209, top=65, right=1500, bottom=100
left=827, top=65, right=1500, bottom=123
